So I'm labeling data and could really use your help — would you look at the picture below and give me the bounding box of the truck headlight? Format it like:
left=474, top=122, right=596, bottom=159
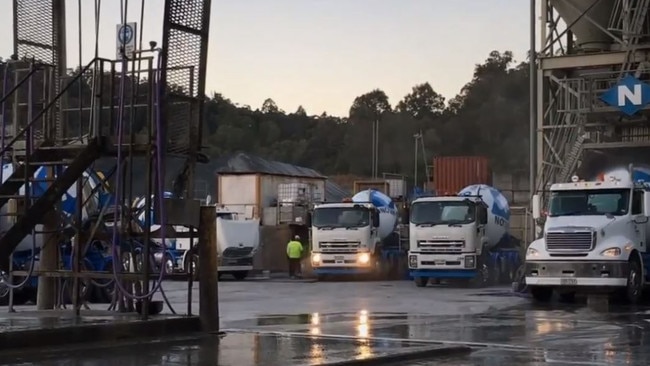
left=526, top=248, right=539, bottom=258
left=312, top=253, right=321, bottom=264
left=600, top=247, right=621, bottom=257
left=409, top=255, right=417, bottom=268
left=358, top=253, right=370, bottom=264
left=464, top=255, right=475, bottom=269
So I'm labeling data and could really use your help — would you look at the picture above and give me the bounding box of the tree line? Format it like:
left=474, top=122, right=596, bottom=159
left=0, top=50, right=530, bottom=189
left=202, top=50, right=530, bottom=185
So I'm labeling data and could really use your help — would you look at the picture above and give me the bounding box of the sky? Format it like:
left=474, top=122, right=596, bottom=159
left=0, top=0, right=532, bottom=117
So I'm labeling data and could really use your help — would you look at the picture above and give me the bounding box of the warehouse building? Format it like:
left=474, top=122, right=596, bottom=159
left=214, top=152, right=349, bottom=222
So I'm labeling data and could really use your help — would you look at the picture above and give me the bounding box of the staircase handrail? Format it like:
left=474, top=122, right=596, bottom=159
left=0, top=57, right=110, bottom=158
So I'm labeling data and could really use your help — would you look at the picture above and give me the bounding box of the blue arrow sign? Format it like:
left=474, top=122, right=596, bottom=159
left=600, top=75, right=650, bottom=116
left=118, top=24, right=134, bottom=45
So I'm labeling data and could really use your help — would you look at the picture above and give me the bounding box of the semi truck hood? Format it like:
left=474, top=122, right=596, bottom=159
left=217, top=218, right=260, bottom=258
left=544, top=216, right=617, bottom=232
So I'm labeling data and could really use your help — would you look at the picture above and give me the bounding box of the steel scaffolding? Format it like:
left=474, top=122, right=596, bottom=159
left=535, top=0, right=650, bottom=209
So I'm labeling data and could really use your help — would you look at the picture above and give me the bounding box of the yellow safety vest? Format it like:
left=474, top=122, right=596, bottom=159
left=286, top=240, right=303, bottom=259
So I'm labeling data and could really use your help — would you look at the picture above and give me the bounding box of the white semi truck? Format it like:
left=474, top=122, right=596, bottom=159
left=310, top=189, right=399, bottom=280
left=408, top=184, right=520, bottom=287
left=134, top=195, right=261, bottom=281
left=177, top=208, right=260, bottom=280
left=526, top=166, right=650, bottom=303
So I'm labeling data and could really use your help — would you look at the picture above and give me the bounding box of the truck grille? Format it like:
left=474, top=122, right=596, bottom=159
left=417, top=240, right=464, bottom=254
left=545, top=231, right=594, bottom=252
left=222, top=247, right=254, bottom=258
left=319, top=241, right=360, bottom=253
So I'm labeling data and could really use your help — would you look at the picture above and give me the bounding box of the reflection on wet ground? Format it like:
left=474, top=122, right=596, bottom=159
left=0, top=332, right=446, bottom=366
left=3, top=295, right=650, bottom=365
left=0, top=310, right=177, bottom=333
left=227, top=303, right=650, bottom=365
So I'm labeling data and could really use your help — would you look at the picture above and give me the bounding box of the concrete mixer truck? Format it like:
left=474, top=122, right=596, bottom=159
left=408, top=184, right=521, bottom=287
left=526, top=166, right=650, bottom=304
left=0, top=163, right=114, bottom=305
left=310, top=189, right=402, bottom=280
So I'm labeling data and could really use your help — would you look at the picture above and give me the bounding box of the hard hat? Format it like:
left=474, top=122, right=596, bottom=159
left=294, top=235, right=300, bottom=239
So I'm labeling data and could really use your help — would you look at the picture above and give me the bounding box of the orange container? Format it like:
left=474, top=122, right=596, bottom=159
left=432, top=156, right=491, bottom=194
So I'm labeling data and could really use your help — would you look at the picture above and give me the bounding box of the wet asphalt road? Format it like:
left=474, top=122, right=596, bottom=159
left=3, top=280, right=650, bottom=365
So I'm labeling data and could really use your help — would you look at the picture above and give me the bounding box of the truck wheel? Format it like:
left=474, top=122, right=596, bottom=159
left=233, top=271, right=248, bottom=281
left=414, top=277, right=428, bottom=287
left=470, top=252, right=492, bottom=288
left=558, top=292, right=576, bottom=303
left=530, top=286, right=553, bottom=303
left=163, top=254, right=175, bottom=276
left=372, top=255, right=386, bottom=281
left=184, top=255, right=199, bottom=281
left=625, top=258, right=643, bottom=304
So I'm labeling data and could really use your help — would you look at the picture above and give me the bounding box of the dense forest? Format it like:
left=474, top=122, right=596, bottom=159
left=201, top=50, right=530, bottom=182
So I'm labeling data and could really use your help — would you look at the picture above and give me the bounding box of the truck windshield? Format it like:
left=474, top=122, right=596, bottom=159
left=312, top=207, right=370, bottom=228
left=548, top=189, right=630, bottom=216
left=217, top=212, right=235, bottom=220
left=410, top=201, right=475, bottom=225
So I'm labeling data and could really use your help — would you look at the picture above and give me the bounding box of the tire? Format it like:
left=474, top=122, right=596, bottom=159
left=162, top=254, right=175, bottom=276
left=558, top=292, right=576, bottom=303
left=414, top=277, right=428, bottom=287
left=232, top=271, right=248, bottom=281
left=371, top=254, right=386, bottom=281
left=184, top=255, right=199, bottom=281
left=530, top=286, right=553, bottom=303
left=470, top=252, right=491, bottom=288
left=625, top=258, right=643, bottom=304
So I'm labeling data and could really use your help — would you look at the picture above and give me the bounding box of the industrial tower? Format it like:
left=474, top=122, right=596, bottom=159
left=535, top=0, right=650, bottom=208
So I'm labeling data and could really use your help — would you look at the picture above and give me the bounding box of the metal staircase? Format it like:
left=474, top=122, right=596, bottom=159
left=0, top=58, right=108, bottom=271
left=557, top=131, right=587, bottom=183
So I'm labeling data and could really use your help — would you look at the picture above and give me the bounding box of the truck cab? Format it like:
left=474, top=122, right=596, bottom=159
left=526, top=175, right=650, bottom=303
left=310, top=202, right=381, bottom=277
left=408, top=196, right=489, bottom=286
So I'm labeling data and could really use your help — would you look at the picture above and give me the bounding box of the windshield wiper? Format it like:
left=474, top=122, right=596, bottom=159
left=317, top=225, right=336, bottom=230
left=415, top=223, right=436, bottom=227
left=550, top=211, right=586, bottom=217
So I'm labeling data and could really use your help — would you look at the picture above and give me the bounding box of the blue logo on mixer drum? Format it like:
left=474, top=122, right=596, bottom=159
left=600, top=75, right=650, bottom=116
left=368, top=189, right=396, bottom=214
left=488, top=187, right=510, bottom=220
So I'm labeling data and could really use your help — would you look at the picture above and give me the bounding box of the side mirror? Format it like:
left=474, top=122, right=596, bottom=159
left=479, top=208, right=488, bottom=225
left=307, top=212, right=313, bottom=227
left=373, top=211, right=380, bottom=227
left=635, top=216, right=649, bottom=224
left=644, top=193, right=650, bottom=217
left=532, top=194, right=541, bottom=220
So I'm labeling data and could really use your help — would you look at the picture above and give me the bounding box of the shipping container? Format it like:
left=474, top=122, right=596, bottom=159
left=432, top=156, right=491, bottom=194
left=353, top=180, right=390, bottom=195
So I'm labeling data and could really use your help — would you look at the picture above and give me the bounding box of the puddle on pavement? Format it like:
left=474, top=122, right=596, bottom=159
left=0, top=332, right=440, bottom=366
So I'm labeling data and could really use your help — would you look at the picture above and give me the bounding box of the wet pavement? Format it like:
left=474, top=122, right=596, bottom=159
left=0, top=332, right=465, bottom=366
left=3, top=280, right=650, bottom=364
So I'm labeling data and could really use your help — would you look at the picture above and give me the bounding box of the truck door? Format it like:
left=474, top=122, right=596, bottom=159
left=632, top=190, right=647, bottom=252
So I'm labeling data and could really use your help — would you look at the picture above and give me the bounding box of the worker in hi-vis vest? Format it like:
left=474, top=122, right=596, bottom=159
left=286, top=235, right=304, bottom=279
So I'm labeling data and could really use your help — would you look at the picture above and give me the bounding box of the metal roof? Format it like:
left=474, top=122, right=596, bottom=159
left=325, top=180, right=350, bottom=202
left=214, top=152, right=325, bottom=179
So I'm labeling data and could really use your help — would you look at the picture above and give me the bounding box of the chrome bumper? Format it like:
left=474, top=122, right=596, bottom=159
left=525, top=260, right=628, bottom=287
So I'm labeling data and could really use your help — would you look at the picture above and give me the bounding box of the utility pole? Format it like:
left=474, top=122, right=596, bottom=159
left=413, top=132, right=421, bottom=188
